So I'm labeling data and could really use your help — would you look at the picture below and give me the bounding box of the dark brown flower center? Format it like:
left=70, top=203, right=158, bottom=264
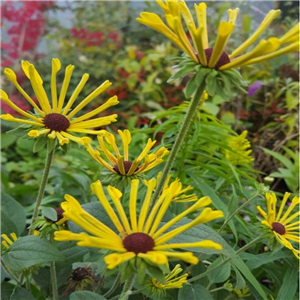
left=122, top=232, right=155, bottom=254
left=272, top=222, right=286, bottom=235
left=204, top=47, right=230, bottom=69
left=43, top=113, right=70, bottom=132
left=113, top=161, right=138, bottom=175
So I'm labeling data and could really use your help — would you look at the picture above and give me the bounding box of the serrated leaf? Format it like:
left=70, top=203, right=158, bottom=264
left=2, top=236, right=64, bottom=271
left=1, top=191, right=26, bottom=235
left=70, top=291, right=107, bottom=300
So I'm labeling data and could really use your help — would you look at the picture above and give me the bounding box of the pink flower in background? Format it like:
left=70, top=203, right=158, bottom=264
left=248, top=81, right=263, bottom=97
left=1, top=94, right=31, bottom=116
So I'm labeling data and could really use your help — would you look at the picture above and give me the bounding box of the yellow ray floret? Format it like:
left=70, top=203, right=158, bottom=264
left=1, top=58, right=119, bottom=146
left=54, top=178, right=224, bottom=269
left=137, top=1, right=299, bottom=70
left=85, top=130, right=169, bottom=176
left=257, top=192, right=299, bottom=259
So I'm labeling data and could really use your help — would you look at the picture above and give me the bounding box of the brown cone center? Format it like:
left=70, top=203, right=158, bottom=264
left=123, top=232, right=155, bottom=254
left=113, top=161, right=138, bottom=175
left=272, top=222, right=286, bottom=235
left=204, top=47, right=230, bottom=69
left=43, top=113, right=70, bottom=132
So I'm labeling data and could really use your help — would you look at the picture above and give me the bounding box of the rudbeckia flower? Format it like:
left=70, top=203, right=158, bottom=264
left=257, top=192, right=299, bottom=258
left=85, top=130, right=169, bottom=176
left=1, top=58, right=119, bottom=145
left=225, top=130, right=254, bottom=165
left=55, top=178, right=224, bottom=269
left=137, top=1, right=299, bottom=70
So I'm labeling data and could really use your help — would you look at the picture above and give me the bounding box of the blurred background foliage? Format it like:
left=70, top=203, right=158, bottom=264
left=1, top=0, right=298, bottom=198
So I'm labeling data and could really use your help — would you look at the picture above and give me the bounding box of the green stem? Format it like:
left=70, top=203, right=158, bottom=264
left=1, top=258, right=22, bottom=285
left=50, top=261, right=59, bottom=300
left=118, top=275, right=136, bottom=300
left=103, top=272, right=121, bottom=298
left=150, top=82, right=206, bottom=206
left=218, top=193, right=260, bottom=233
left=188, top=234, right=265, bottom=283
left=110, top=288, right=143, bottom=300
left=210, top=286, right=226, bottom=293
left=28, top=145, right=55, bottom=235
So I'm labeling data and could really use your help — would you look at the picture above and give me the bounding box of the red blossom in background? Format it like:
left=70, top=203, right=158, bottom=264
left=1, top=1, right=53, bottom=67
left=70, top=27, right=122, bottom=48
left=1, top=94, right=32, bottom=116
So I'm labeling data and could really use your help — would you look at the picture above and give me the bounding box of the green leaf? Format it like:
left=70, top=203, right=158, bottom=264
left=41, top=207, right=58, bottom=221
left=11, top=287, right=35, bottom=300
left=1, top=191, right=26, bottom=236
left=184, top=75, right=198, bottom=99
left=263, top=148, right=293, bottom=169
left=147, top=264, right=166, bottom=284
left=3, top=236, right=64, bottom=271
left=1, top=134, right=17, bottom=149
left=1, top=282, right=15, bottom=300
left=178, top=284, right=213, bottom=300
left=232, top=266, right=246, bottom=290
left=232, top=257, right=268, bottom=300
left=167, top=65, right=196, bottom=82
left=195, top=67, right=212, bottom=85
left=245, top=251, right=291, bottom=270
left=208, top=257, right=231, bottom=283
left=70, top=291, right=107, bottom=300
left=205, top=70, right=218, bottom=96
left=33, top=136, right=48, bottom=153
left=276, top=264, right=298, bottom=300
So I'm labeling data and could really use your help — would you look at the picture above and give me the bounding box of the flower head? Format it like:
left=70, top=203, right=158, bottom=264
left=85, top=130, right=169, bottom=176
left=1, top=58, right=119, bottom=146
left=225, top=131, right=254, bottom=165
left=55, top=178, right=224, bottom=269
left=248, top=81, right=263, bottom=97
left=257, top=192, right=299, bottom=258
left=158, top=172, right=198, bottom=202
left=137, top=1, right=299, bottom=70
left=143, top=264, right=187, bottom=298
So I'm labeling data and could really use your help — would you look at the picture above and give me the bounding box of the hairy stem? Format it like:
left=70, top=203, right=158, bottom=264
left=28, top=146, right=55, bottom=235
left=118, top=275, right=136, bottom=300
left=50, top=262, right=59, bottom=300
left=1, top=258, right=22, bottom=285
left=150, top=82, right=206, bottom=206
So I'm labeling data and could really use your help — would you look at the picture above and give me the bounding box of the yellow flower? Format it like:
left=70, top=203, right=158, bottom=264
left=158, top=172, right=198, bottom=202
left=225, top=131, right=254, bottom=165
left=151, top=264, right=188, bottom=289
left=257, top=192, right=299, bottom=258
left=85, top=130, right=169, bottom=176
left=1, top=58, right=119, bottom=146
left=233, top=286, right=251, bottom=298
left=54, top=178, right=224, bottom=269
left=1, top=233, right=18, bottom=250
left=137, top=1, right=299, bottom=70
